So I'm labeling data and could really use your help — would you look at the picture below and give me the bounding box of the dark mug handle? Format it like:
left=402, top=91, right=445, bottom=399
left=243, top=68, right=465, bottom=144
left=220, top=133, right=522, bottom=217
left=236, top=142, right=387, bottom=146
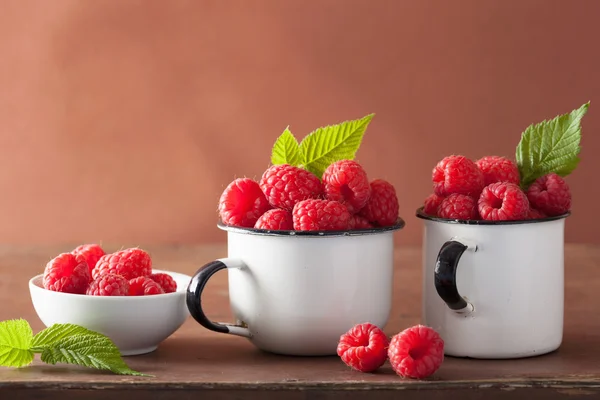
left=434, top=239, right=475, bottom=313
left=186, top=258, right=252, bottom=338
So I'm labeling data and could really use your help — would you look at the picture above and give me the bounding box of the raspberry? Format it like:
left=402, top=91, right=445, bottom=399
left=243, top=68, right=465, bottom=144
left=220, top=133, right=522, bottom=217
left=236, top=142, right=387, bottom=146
left=423, top=193, right=444, bottom=216
left=43, top=253, right=90, bottom=294
left=438, top=193, right=479, bottom=220
left=528, top=208, right=547, bottom=219
left=71, top=244, right=105, bottom=275
left=322, top=160, right=371, bottom=214
left=129, top=276, right=165, bottom=296
left=476, top=156, right=520, bottom=186
left=388, top=325, right=444, bottom=379
left=432, top=155, right=484, bottom=197
left=358, top=179, right=399, bottom=226
left=348, top=214, right=373, bottom=229
left=254, top=209, right=293, bottom=230
left=478, top=182, right=529, bottom=221
left=149, top=272, right=178, bottom=293
left=259, top=164, right=322, bottom=211
left=337, top=323, right=389, bottom=373
left=92, top=248, right=152, bottom=281
left=292, top=199, right=350, bottom=231
left=86, top=273, right=129, bottom=296
left=526, top=173, right=571, bottom=217
left=219, top=178, right=271, bottom=228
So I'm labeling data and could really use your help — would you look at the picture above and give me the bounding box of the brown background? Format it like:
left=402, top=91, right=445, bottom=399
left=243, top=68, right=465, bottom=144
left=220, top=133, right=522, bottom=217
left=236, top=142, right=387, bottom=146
left=0, top=0, right=598, bottom=247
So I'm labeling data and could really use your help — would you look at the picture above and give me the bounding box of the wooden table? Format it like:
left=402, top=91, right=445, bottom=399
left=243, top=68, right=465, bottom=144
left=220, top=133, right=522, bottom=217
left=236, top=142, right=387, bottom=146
left=0, top=244, right=599, bottom=399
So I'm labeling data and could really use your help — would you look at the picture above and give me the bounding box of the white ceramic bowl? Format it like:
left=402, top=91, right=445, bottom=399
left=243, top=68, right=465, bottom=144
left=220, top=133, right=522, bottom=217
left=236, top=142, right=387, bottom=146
left=29, top=269, right=191, bottom=356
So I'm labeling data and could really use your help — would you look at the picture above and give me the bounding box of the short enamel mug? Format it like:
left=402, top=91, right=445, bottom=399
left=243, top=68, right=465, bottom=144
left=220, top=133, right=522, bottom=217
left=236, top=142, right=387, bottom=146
left=418, top=209, right=569, bottom=359
left=186, top=219, right=404, bottom=356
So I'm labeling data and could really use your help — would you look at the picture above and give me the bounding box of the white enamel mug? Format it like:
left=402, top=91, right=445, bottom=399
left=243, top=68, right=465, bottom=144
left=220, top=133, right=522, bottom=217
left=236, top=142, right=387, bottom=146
left=186, top=219, right=404, bottom=356
left=418, top=209, right=569, bottom=359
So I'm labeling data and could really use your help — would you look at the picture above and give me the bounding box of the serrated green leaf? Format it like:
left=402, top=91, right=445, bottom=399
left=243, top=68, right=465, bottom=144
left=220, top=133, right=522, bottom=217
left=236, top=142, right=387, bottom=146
left=516, top=102, right=589, bottom=189
left=0, top=319, right=34, bottom=368
left=271, top=127, right=301, bottom=166
left=40, top=332, right=150, bottom=376
left=32, top=323, right=94, bottom=349
left=299, top=113, right=374, bottom=177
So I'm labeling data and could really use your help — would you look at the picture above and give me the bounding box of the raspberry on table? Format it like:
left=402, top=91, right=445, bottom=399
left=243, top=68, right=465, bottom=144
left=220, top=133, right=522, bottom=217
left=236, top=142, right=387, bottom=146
left=528, top=208, right=547, bottom=219
left=348, top=214, right=373, bottom=230
left=423, top=193, right=444, bottom=216
left=43, top=253, right=91, bottom=294
left=478, top=182, right=529, bottom=221
left=526, top=173, right=571, bottom=217
left=438, top=193, right=479, bottom=220
left=254, top=209, right=293, bottom=230
left=292, top=199, right=350, bottom=231
left=432, top=155, right=485, bottom=197
left=129, top=276, right=165, bottom=296
left=259, top=164, right=323, bottom=211
left=92, top=248, right=152, bottom=281
left=388, top=325, right=444, bottom=379
left=72, top=244, right=105, bottom=276
left=476, top=156, right=520, bottom=186
left=86, top=273, right=129, bottom=296
left=337, top=323, right=389, bottom=373
left=358, top=179, right=399, bottom=227
left=219, top=178, right=272, bottom=228
left=149, top=272, right=178, bottom=293
left=322, top=160, right=371, bottom=214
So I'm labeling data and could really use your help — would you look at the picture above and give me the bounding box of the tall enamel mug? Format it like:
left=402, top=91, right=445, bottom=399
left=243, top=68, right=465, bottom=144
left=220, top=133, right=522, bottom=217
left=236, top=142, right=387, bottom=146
left=418, top=209, right=569, bottom=359
left=186, top=219, right=405, bottom=356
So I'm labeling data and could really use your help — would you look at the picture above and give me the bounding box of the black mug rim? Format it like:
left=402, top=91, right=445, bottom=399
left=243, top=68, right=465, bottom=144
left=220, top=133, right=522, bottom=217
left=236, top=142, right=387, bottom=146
left=415, top=207, right=570, bottom=225
left=217, top=217, right=406, bottom=237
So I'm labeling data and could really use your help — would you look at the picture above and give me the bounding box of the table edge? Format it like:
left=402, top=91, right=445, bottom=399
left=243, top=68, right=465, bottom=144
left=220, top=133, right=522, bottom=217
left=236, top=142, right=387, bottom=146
left=1, top=378, right=600, bottom=391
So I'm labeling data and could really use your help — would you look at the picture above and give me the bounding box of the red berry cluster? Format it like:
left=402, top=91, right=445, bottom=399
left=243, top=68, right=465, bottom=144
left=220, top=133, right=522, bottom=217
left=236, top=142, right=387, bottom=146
left=337, top=323, right=444, bottom=379
left=42, top=244, right=178, bottom=296
left=218, top=160, right=400, bottom=231
left=423, top=155, right=571, bottom=221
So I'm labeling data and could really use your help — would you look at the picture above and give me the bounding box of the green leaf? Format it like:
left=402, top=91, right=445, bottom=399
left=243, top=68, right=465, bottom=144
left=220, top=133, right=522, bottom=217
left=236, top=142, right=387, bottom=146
left=299, top=113, right=374, bottom=177
left=516, top=102, right=589, bottom=189
left=0, top=319, right=34, bottom=368
left=39, top=330, right=150, bottom=376
left=271, top=127, right=301, bottom=166
left=32, top=323, right=92, bottom=349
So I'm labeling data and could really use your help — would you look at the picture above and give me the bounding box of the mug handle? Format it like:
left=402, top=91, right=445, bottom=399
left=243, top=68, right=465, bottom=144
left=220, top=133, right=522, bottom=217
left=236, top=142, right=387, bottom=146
left=434, top=239, right=475, bottom=313
left=186, top=258, right=252, bottom=338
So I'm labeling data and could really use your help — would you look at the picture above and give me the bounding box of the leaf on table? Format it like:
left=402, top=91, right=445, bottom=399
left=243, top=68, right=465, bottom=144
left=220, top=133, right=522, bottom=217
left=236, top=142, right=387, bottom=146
left=32, top=323, right=96, bottom=349
left=40, top=332, right=150, bottom=376
left=0, top=319, right=34, bottom=368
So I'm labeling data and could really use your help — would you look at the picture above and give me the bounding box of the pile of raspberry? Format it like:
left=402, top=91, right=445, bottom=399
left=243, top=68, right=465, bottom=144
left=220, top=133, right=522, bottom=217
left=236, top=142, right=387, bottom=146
left=218, top=160, right=400, bottom=231
left=423, top=155, right=571, bottom=221
left=42, top=244, right=178, bottom=296
left=337, top=322, right=444, bottom=379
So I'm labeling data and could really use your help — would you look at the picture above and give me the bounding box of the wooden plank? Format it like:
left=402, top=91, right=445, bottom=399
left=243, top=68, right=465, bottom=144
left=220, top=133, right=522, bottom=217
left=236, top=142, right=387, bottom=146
left=1, top=386, right=600, bottom=400
left=0, top=244, right=598, bottom=399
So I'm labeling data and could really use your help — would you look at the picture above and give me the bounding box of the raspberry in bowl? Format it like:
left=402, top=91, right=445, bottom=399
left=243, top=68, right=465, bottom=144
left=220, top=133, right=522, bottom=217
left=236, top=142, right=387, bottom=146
left=186, top=114, right=406, bottom=356
left=417, top=102, right=588, bottom=359
left=29, top=246, right=191, bottom=356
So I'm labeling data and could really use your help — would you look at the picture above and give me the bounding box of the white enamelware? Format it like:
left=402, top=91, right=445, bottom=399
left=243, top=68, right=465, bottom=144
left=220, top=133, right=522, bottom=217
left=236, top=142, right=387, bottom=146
left=186, top=220, right=405, bottom=356
left=418, top=209, right=569, bottom=359
left=29, top=269, right=191, bottom=356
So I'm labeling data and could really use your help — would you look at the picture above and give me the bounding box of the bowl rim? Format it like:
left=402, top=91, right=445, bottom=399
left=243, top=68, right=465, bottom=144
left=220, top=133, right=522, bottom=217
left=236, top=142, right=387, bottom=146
left=29, top=269, right=191, bottom=300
